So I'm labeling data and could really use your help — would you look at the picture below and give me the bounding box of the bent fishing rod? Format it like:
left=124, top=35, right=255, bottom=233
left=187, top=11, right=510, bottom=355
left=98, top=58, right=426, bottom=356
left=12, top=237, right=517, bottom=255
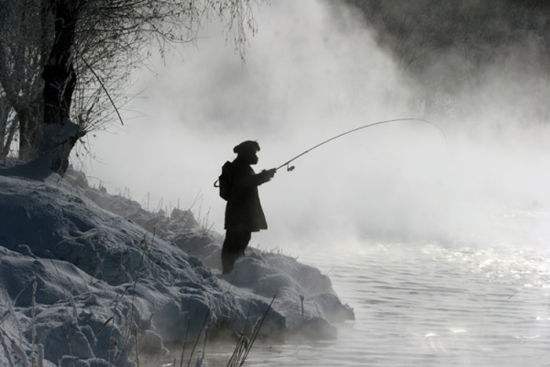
left=275, top=117, right=446, bottom=172
left=214, top=117, right=445, bottom=187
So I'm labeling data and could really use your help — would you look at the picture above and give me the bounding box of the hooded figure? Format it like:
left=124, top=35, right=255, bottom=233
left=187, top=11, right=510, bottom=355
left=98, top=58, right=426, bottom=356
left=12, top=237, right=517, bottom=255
left=221, top=140, right=276, bottom=273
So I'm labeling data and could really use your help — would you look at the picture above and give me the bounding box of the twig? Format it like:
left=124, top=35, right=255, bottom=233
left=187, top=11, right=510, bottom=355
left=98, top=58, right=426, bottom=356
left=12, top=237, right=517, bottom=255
left=187, top=311, right=209, bottom=367
left=239, top=294, right=277, bottom=367
left=179, top=317, right=190, bottom=367
left=95, top=317, right=114, bottom=338
left=80, top=56, right=124, bottom=126
left=198, top=328, right=208, bottom=365
left=226, top=332, right=247, bottom=367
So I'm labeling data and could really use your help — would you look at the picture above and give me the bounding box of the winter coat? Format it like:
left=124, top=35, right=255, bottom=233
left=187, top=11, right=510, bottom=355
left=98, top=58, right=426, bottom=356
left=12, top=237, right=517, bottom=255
left=224, top=160, right=270, bottom=232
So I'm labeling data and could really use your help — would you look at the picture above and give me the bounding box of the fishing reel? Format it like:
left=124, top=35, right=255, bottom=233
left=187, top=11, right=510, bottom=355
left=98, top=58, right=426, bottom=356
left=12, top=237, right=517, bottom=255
left=275, top=163, right=295, bottom=173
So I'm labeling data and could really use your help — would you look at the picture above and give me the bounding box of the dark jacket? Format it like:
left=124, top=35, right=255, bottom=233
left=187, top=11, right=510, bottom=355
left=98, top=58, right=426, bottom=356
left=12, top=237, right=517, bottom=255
left=224, top=159, right=271, bottom=232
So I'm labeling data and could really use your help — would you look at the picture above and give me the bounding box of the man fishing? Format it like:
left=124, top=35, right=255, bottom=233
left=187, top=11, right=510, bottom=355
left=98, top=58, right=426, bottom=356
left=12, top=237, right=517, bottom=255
left=218, top=140, right=276, bottom=274
left=215, top=118, right=444, bottom=274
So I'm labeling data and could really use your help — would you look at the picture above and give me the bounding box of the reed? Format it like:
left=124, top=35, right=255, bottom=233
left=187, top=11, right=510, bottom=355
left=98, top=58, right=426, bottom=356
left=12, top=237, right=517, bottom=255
left=226, top=294, right=277, bottom=367
left=187, top=311, right=210, bottom=367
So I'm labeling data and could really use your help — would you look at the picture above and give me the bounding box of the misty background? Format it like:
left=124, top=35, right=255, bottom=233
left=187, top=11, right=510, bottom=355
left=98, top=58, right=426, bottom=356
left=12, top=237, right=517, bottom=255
left=80, top=0, right=550, bottom=253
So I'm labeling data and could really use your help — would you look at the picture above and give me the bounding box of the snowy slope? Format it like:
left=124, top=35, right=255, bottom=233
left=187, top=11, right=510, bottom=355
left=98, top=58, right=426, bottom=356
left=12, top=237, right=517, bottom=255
left=0, top=171, right=352, bottom=366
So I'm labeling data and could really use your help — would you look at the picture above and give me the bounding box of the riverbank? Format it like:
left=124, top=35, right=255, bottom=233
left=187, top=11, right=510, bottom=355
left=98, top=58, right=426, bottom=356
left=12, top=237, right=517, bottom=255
left=0, top=166, right=353, bottom=366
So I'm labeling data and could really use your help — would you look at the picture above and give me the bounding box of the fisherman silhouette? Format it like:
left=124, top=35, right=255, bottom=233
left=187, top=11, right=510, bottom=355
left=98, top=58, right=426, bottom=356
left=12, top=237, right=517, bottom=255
left=219, top=140, right=276, bottom=274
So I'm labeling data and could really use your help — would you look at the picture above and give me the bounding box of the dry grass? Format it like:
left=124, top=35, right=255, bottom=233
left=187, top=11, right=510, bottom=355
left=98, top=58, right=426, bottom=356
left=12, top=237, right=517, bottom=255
left=131, top=295, right=277, bottom=367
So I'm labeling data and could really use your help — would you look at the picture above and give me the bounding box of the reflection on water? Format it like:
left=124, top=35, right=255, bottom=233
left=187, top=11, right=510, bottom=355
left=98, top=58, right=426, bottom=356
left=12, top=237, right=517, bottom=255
left=226, top=243, right=550, bottom=366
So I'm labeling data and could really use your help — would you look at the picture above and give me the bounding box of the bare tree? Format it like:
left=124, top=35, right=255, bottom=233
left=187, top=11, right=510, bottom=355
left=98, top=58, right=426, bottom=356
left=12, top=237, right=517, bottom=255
left=0, top=0, right=257, bottom=175
left=0, top=0, right=45, bottom=160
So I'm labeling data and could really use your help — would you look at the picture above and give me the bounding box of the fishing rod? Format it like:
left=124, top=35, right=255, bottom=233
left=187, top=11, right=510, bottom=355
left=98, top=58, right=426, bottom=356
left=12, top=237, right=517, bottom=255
left=214, top=117, right=445, bottom=187
left=275, top=117, right=446, bottom=172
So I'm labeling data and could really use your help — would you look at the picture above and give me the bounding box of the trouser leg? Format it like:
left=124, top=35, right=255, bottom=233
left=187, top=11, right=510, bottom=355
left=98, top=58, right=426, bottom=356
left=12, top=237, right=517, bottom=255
left=222, top=230, right=251, bottom=274
left=221, top=232, right=237, bottom=274
left=236, top=231, right=251, bottom=257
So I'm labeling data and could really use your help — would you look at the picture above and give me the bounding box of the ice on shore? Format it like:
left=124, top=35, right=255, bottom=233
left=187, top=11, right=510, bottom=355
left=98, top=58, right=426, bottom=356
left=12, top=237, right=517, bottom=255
left=0, top=169, right=353, bottom=366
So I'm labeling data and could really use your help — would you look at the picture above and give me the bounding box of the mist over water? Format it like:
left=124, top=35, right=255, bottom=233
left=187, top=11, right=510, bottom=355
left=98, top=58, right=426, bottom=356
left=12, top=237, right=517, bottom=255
left=78, top=1, right=550, bottom=364
left=83, top=0, right=550, bottom=252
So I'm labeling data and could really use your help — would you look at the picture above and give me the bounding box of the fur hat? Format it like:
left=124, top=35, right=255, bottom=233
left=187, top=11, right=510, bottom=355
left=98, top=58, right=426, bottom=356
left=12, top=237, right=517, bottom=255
left=233, top=140, right=260, bottom=155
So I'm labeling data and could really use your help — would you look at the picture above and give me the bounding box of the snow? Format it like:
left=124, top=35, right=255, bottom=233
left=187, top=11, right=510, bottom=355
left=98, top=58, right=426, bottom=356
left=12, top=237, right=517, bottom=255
left=0, top=168, right=353, bottom=366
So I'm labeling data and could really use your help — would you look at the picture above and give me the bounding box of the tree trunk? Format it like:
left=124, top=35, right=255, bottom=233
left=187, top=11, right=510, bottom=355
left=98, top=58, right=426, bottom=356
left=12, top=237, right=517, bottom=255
left=39, top=0, right=84, bottom=175
left=18, top=110, right=41, bottom=160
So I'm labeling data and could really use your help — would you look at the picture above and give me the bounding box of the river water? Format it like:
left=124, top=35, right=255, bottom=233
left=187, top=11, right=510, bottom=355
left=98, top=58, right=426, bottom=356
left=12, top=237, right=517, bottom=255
left=145, top=208, right=550, bottom=367
left=149, top=238, right=550, bottom=367
left=210, top=240, right=550, bottom=367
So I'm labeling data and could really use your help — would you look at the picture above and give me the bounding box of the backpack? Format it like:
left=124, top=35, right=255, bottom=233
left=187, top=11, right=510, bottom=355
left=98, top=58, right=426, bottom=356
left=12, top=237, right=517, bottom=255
left=218, top=161, right=233, bottom=201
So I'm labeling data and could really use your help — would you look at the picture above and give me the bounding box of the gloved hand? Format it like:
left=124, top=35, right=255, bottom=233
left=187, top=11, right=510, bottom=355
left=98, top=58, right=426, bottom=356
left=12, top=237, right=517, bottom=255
left=266, top=168, right=277, bottom=178
left=261, top=168, right=277, bottom=180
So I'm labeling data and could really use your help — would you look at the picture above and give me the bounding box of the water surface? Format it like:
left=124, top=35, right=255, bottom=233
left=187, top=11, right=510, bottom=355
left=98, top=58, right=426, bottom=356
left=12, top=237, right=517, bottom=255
left=233, top=243, right=550, bottom=366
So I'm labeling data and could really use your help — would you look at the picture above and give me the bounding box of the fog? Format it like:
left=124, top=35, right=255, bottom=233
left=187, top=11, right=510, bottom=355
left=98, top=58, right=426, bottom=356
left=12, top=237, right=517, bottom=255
left=82, top=0, right=550, bottom=253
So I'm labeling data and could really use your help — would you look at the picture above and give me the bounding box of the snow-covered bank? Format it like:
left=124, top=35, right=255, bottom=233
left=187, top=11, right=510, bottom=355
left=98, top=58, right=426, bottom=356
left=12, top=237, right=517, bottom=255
left=0, top=169, right=353, bottom=366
